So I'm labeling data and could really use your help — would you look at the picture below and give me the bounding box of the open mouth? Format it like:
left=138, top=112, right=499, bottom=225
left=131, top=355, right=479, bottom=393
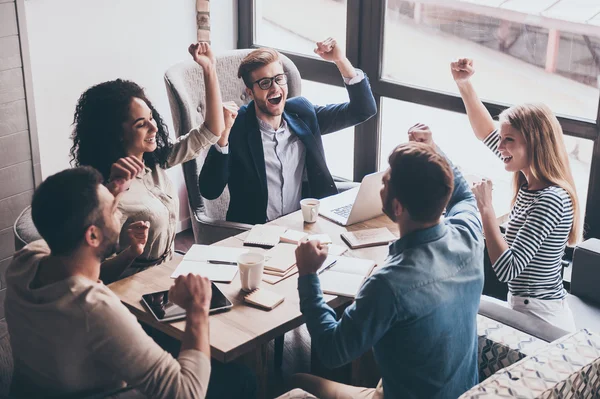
left=144, top=136, right=156, bottom=144
left=503, top=156, right=513, bottom=164
left=267, top=94, right=282, bottom=105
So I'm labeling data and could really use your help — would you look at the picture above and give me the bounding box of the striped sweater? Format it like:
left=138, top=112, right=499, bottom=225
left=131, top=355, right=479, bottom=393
left=483, top=131, right=573, bottom=299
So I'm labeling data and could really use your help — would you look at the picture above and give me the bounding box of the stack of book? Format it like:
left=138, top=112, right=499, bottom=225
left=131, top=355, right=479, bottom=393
left=262, top=243, right=298, bottom=284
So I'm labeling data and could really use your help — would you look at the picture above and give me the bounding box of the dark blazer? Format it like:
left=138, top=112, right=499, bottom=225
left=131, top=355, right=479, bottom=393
left=199, top=76, right=377, bottom=225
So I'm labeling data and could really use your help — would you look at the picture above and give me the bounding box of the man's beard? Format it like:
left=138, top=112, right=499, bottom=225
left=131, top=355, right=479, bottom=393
left=98, top=226, right=119, bottom=260
left=382, top=193, right=396, bottom=223
left=256, top=97, right=284, bottom=117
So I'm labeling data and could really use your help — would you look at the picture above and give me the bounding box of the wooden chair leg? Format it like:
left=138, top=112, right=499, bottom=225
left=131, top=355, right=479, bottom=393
left=274, top=334, right=284, bottom=370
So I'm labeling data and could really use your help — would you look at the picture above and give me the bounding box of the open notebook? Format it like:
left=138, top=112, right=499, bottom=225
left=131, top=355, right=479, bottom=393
left=170, top=245, right=249, bottom=282
left=261, top=244, right=348, bottom=285
left=318, top=256, right=376, bottom=298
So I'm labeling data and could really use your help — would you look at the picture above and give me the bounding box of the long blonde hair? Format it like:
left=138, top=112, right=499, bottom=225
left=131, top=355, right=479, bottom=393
left=499, top=103, right=582, bottom=245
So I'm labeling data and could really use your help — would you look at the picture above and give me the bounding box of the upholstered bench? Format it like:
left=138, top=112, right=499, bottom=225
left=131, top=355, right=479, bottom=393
left=461, top=329, right=600, bottom=398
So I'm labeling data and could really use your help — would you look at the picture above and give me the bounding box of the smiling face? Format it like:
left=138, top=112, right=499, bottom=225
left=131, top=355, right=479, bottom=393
left=247, top=61, right=288, bottom=119
left=498, top=122, right=530, bottom=173
left=122, top=97, right=158, bottom=158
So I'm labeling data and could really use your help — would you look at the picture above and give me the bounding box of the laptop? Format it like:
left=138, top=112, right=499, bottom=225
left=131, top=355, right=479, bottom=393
left=319, top=171, right=385, bottom=226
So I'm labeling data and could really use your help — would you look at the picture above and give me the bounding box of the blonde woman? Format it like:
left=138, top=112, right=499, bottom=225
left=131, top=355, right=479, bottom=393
left=452, top=58, right=581, bottom=331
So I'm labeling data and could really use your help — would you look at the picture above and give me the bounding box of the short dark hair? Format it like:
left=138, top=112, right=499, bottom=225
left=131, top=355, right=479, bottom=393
left=238, top=48, right=281, bottom=88
left=387, top=142, right=454, bottom=223
left=31, top=166, right=105, bottom=256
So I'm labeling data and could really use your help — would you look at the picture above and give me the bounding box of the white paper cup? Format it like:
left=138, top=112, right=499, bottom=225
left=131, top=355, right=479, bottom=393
left=300, top=198, right=320, bottom=223
left=237, top=252, right=265, bottom=292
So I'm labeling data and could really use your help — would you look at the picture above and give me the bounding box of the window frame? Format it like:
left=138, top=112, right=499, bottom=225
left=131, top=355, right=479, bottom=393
left=239, top=0, right=600, bottom=239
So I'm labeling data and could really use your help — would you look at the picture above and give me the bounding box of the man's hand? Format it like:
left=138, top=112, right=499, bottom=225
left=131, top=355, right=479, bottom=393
left=188, top=42, right=216, bottom=72
left=295, top=240, right=329, bottom=277
left=408, top=123, right=434, bottom=146
left=450, top=58, right=475, bottom=84
left=125, top=221, right=150, bottom=257
left=472, top=178, right=494, bottom=213
left=106, top=156, right=144, bottom=196
left=314, top=37, right=345, bottom=62
left=169, top=274, right=212, bottom=313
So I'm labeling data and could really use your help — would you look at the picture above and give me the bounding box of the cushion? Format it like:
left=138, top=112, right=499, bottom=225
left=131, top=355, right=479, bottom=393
left=476, top=314, right=548, bottom=381
left=462, top=329, right=600, bottom=398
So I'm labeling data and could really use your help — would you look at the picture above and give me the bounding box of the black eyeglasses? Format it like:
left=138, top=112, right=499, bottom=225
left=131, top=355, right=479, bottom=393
left=252, top=73, right=288, bottom=90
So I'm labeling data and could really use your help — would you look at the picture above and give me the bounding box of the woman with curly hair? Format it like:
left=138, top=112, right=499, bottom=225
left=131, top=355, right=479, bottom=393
left=451, top=58, right=581, bottom=331
left=70, top=43, right=224, bottom=281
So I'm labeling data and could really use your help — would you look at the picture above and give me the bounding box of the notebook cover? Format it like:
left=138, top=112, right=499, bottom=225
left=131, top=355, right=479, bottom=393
left=243, top=288, right=285, bottom=310
left=244, top=225, right=287, bottom=248
left=264, top=243, right=297, bottom=273
left=340, top=228, right=396, bottom=249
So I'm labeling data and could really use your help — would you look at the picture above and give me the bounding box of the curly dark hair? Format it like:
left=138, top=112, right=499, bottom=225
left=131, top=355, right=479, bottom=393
left=70, top=79, right=173, bottom=181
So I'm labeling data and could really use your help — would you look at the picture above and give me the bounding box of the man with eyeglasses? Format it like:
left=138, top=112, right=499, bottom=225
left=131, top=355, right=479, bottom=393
left=199, top=37, right=377, bottom=224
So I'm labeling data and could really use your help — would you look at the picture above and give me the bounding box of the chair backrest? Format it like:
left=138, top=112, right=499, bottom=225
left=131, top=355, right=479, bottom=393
left=164, top=49, right=302, bottom=221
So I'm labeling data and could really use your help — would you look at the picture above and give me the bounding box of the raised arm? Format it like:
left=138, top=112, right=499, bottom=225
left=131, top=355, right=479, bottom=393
left=90, top=275, right=213, bottom=399
left=166, top=43, right=224, bottom=168
left=295, top=241, right=398, bottom=368
left=408, top=124, right=482, bottom=237
left=313, top=37, right=377, bottom=135
left=451, top=58, right=496, bottom=141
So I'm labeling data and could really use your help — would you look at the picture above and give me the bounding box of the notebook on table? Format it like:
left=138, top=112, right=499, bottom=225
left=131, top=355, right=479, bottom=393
left=306, top=234, right=333, bottom=245
left=263, top=266, right=298, bottom=284
left=244, top=225, right=287, bottom=248
left=243, top=288, right=285, bottom=310
left=280, top=229, right=308, bottom=244
left=340, top=228, right=397, bottom=249
left=170, top=245, right=248, bottom=283
left=264, top=243, right=297, bottom=274
left=318, top=256, right=376, bottom=298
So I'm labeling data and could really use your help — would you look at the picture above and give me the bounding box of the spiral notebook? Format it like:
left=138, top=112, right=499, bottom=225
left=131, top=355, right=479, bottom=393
left=243, top=288, right=285, bottom=310
left=244, top=225, right=287, bottom=248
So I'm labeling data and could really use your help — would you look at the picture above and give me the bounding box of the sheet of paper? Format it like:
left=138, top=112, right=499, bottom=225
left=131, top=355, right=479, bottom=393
left=328, top=257, right=374, bottom=276
left=307, top=234, right=332, bottom=244
left=328, top=244, right=348, bottom=256
left=317, top=256, right=376, bottom=297
left=184, top=245, right=248, bottom=263
left=171, top=260, right=239, bottom=283
left=318, top=271, right=364, bottom=298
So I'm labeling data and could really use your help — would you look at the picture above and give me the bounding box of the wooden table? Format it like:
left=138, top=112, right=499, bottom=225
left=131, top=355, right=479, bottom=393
left=109, top=210, right=398, bottom=397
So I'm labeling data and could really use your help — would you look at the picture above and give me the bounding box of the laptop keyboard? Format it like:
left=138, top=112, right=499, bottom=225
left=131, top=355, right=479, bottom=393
left=331, top=204, right=353, bottom=218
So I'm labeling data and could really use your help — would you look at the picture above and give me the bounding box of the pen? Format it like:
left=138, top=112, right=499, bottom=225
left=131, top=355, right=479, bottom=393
left=317, top=259, right=337, bottom=275
left=207, top=260, right=237, bottom=265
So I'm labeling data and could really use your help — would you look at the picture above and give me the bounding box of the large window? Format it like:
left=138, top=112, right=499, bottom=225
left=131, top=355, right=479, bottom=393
left=382, top=1, right=600, bottom=121
left=379, top=98, right=592, bottom=223
left=240, top=0, right=600, bottom=238
left=301, top=80, right=354, bottom=180
left=254, top=0, right=347, bottom=58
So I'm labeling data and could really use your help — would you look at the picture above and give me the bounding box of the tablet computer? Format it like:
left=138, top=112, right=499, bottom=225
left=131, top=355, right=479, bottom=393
left=141, top=282, right=233, bottom=322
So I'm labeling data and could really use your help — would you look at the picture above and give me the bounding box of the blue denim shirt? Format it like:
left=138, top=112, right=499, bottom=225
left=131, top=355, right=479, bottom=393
left=298, top=165, right=484, bottom=399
